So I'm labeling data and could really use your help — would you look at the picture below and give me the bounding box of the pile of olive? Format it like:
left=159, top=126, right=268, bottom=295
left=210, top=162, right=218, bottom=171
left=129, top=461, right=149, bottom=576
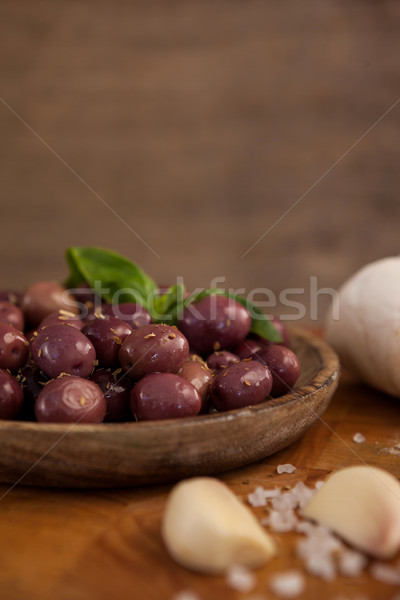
left=0, top=281, right=301, bottom=423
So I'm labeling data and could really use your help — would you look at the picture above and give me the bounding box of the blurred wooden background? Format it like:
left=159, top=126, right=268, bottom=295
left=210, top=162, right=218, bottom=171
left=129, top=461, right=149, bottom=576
left=1, top=0, right=399, bottom=323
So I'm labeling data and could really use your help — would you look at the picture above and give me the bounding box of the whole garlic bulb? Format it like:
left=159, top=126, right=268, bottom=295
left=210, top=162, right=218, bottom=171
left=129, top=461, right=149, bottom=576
left=325, top=256, right=400, bottom=397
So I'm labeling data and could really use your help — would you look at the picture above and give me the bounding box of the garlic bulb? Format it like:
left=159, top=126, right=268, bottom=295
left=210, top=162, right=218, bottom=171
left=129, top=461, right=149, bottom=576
left=325, top=256, right=400, bottom=397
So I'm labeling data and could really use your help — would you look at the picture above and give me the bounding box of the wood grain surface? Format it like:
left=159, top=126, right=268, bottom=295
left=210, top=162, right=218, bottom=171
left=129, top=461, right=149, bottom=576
left=0, top=362, right=399, bottom=600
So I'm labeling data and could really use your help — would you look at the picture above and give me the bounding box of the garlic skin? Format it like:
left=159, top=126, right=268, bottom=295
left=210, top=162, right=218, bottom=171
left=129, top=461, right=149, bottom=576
left=325, top=256, right=400, bottom=397
left=302, top=466, right=400, bottom=559
left=162, top=477, right=276, bottom=574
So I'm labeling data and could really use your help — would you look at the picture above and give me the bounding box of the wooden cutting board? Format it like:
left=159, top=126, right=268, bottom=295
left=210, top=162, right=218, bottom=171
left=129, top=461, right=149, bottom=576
left=0, top=368, right=399, bottom=600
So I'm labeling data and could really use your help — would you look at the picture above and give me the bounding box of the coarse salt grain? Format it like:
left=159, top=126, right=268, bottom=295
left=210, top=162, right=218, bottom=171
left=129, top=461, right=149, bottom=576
left=277, top=464, right=296, bottom=474
left=370, top=562, right=400, bottom=585
left=315, top=480, right=325, bottom=490
left=269, top=570, right=305, bottom=598
left=248, top=486, right=268, bottom=507
left=303, top=553, right=336, bottom=581
left=271, top=492, right=297, bottom=512
left=225, top=564, right=257, bottom=593
left=290, top=481, right=315, bottom=509
left=353, top=432, right=366, bottom=444
left=269, top=508, right=298, bottom=532
left=172, top=591, right=201, bottom=600
left=338, top=549, right=368, bottom=577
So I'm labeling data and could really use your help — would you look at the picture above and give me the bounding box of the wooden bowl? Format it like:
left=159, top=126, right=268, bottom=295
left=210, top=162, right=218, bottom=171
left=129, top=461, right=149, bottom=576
left=0, top=328, right=339, bottom=488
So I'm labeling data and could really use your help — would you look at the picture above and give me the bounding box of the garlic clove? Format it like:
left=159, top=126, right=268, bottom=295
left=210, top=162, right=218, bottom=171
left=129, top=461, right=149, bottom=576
left=161, top=476, right=277, bottom=574
left=302, top=466, right=400, bottom=559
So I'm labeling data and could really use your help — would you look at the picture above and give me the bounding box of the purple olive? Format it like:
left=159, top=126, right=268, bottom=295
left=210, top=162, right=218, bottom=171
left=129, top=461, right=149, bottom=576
left=210, top=360, right=272, bottom=411
left=0, top=291, right=22, bottom=306
left=178, top=295, right=251, bottom=356
left=0, top=368, right=23, bottom=419
left=232, top=337, right=266, bottom=359
left=90, top=368, right=133, bottom=422
left=35, top=376, right=106, bottom=423
left=21, top=281, right=78, bottom=328
left=0, top=302, right=25, bottom=331
left=119, top=324, right=189, bottom=380
left=206, top=350, right=239, bottom=371
left=130, top=372, right=202, bottom=421
left=101, top=303, right=152, bottom=330
left=38, top=310, right=84, bottom=331
left=82, top=316, right=132, bottom=368
left=253, top=345, right=301, bottom=396
left=31, top=324, right=96, bottom=379
left=178, top=359, right=213, bottom=411
left=0, top=323, right=29, bottom=371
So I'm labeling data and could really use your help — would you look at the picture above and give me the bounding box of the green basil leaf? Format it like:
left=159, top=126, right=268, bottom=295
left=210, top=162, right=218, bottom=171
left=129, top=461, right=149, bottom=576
left=65, top=246, right=157, bottom=307
left=182, top=288, right=283, bottom=343
left=151, top=283, right=186, bottom=323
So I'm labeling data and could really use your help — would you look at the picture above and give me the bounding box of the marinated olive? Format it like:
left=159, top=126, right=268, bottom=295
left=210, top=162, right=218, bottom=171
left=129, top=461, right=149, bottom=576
left=178, top=295, right=251, bottom=356
left=38, top=310, right=84, bottom=331
left=254, top=345, right=301, bottom=396
left=101, top=303, right=152, bottom=330
left=35, top=376, right=106, bottom=423
left=31, top=324, right=96, bottom=378
left=210, top=360, right=272, bottom=411
left=130, top=372, right=202, bottom=421
left=0, top=323, right=29, bottom=371
left=21, top=281, right=78, bottom=327
left=0, top=291, right=22, bottom=305
left=206, top=350, right=239, bottom=371
left=0, top=368, right=23, bottom=419
left=82, top=316, right=132, bottom=368
left=90, top=368, right=133, bottom=422
left=178, top=359, right=213, bottom=411
left=232, top=337, right=266, bottom=360
left=0, top=302, right=25, bottom=331
left=119, top=324, right=189, bottom=380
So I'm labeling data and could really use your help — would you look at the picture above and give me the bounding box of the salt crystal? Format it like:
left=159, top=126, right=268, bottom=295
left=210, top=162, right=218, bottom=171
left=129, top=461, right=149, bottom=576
left=295, top=520, right=316, bottom=535
left=248, top=486, right=281, bottom=507
left=353, top=432, right=366, bottom=444
left=304, top=553, right=336, bottom=581
left=172, top=591, right=201, bottom=600
left=338, top=549, right=368, bottom=577
left=248, top=486, right=268, bottom=507
left=290, top=481, right=315, bottom=509
left=277, top=464, right=296, bottom=474
left=370, top=562, right=400, bottom=585
left=269, top=508, right=298, bottom=532
left=269, top=570, right=305, bottom=598
left=315, top=480, right=325, bottom=490
left=271, top=492, right=297, bottom=511
left=225, top=564, right=257, bottom=593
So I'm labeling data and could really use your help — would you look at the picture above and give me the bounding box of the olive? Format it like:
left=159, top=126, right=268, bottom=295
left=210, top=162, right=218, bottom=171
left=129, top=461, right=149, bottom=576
left=232, top=337, right=266, bottom=360
left=82, top=316, right=132, bottom=368
left=119, top=324, right=189, bottom=380
left=21, top=281, right=78, bottom=328
left=31, top=324, right=96, bottom=379
left=90, top=368, right=133, bottom=422
left=206, top=350, right=239, bottom=371
left=15, top=364, right=49, bottom=420
left=0, top=291, right=22, bottom=306
left=178, top=295, right=251, bottom=356
left=0, top=368, right=23, bottom=419
left=178, top=359, right=213, bottom=411
left=35, top=376, right=106, bottom=423
left=101, top=303, right=152, bottom=330
left=130, top=372, right=202, bottom=421
left=0, top=302, right=25, bottom=331
left=253, top=345, right=301, bottom=396
left=38, top=309, right=84, bottom=331
left=0, top=323, right=29, bottom=371
left=210, top=360, right=272, bottom=411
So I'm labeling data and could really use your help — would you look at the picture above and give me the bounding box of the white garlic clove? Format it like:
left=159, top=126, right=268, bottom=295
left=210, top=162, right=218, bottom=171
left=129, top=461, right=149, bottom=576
left=162, top=477, right=277, bottom=574
left=302, top=466, right=400, bottom=559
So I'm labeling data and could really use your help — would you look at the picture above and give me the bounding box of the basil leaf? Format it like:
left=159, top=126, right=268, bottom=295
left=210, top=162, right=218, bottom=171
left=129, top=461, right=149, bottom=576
left=151, top=283, right=186, bottom=323
left=183, top=288, right=283, bottom=343
left=65, top=246, right=157, bottom=307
